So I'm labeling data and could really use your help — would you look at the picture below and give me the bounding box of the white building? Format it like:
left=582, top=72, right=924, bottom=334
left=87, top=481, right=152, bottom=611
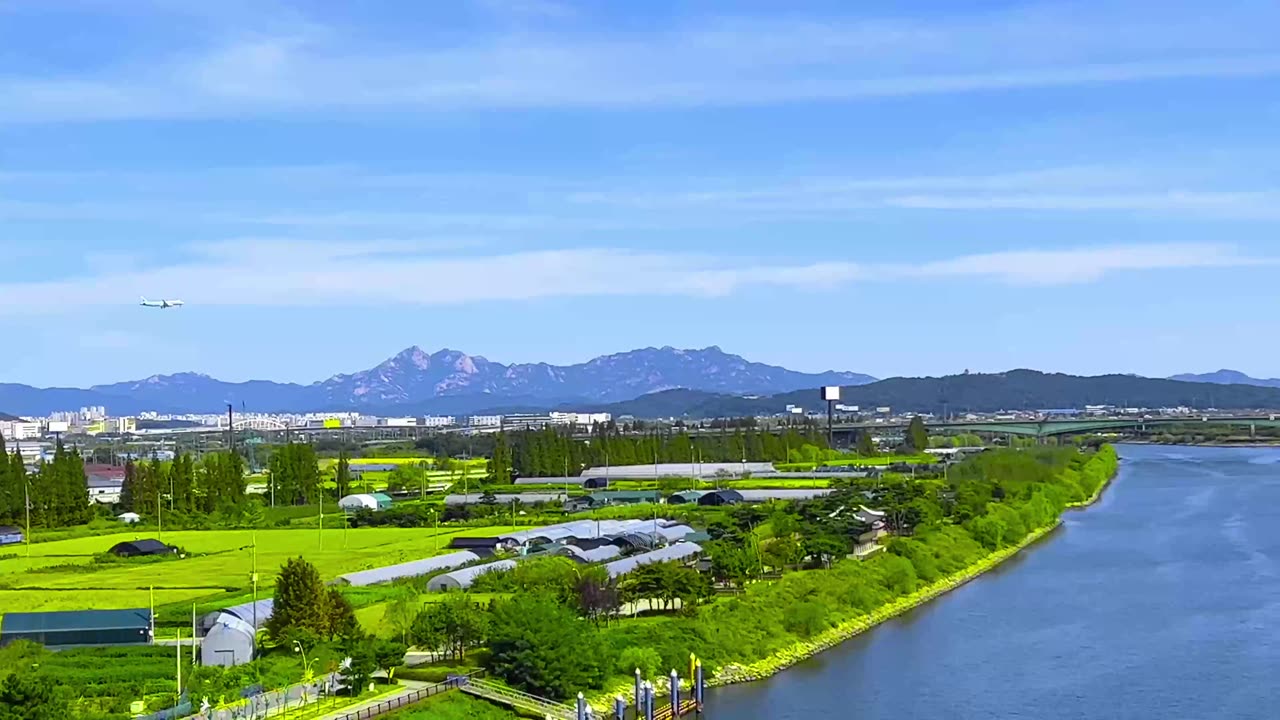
left=381, top=417, right=418, bottom=428
left=421, top=416, right=456, bottom=428
left=0, top=421, right=40, bottom=440
left=468, top=415, right=502, bottom=428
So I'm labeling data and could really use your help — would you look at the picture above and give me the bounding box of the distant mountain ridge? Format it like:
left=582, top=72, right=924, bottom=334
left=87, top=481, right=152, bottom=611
left=0, top=346, right=876, bottom=416
left=1168, top=369, right=1280, bottom=389
left=601, top=369, right=1280, bottom=419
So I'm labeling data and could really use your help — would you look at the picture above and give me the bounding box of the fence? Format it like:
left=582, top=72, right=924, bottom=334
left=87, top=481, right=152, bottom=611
left=185, top=674, right=340, bottom=720
left=329, top=670, right=487, bottom=720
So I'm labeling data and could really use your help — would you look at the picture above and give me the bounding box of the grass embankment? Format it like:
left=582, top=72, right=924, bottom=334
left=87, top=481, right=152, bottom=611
left=0, top=526, right=521, bottom=614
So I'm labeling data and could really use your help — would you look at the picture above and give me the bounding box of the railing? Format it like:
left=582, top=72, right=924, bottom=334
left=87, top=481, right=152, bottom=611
left=460, top=678, right=577, bottom=719
left=328, top=671, right=486, bottom=720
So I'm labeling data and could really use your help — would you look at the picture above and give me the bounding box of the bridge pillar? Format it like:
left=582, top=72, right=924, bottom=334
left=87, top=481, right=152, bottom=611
left=1251, top=423, right=1257, bottom=438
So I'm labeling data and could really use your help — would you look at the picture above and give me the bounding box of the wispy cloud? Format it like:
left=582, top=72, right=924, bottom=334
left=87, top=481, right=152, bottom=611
left=6, top=163, right=1277, bottom=225
left=2, top=3, right=1278, bottom=122
left=0, top=241, right=1267, bottom=316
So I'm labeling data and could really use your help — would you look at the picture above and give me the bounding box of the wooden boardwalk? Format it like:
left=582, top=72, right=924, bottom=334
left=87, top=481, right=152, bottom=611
left=654, top=699, right=700, bottom=720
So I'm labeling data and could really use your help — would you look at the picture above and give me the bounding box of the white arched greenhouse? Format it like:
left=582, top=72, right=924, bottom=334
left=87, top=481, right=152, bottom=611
left=426, top=559, right=517, bottom=592
left=201, top=614, right=257, bottom=667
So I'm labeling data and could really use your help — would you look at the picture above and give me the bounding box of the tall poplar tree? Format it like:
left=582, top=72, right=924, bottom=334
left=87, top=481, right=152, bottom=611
left=906, top=416, right=929, bottom=452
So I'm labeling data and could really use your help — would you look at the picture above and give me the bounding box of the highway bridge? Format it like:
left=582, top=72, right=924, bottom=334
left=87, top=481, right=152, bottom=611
left=823, top=415, right=1280, bottom=440
left=133, top=413, right=1280, bottom=443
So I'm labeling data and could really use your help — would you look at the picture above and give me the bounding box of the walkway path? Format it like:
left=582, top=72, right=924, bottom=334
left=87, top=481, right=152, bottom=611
left=315, top=680, right=431, bottom=720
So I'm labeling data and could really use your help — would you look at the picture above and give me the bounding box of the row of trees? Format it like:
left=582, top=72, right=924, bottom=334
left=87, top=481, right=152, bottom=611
left=0, top=433, right=91, bottom=529
left=493, top=426, right=835, bottom=480
left=267, top=443, right=321, bottom=505
left=118, top=451, right=246, bottom=515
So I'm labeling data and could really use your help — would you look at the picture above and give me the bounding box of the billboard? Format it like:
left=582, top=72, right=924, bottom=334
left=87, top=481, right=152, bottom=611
left=323, top=418, right=341, bottom=429
left=47, top=421, right=70, bottom=433
left=820, top=386, right=841, bottom=402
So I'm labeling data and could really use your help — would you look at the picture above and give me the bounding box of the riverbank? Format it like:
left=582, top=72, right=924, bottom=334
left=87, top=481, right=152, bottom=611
left=706, top=447, right=1119, bottom=689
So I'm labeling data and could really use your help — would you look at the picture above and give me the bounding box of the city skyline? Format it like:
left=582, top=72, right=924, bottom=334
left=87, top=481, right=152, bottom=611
left=3, top=0, right=1280, bottom=386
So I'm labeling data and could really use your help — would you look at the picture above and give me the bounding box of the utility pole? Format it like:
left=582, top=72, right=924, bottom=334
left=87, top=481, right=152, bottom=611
left=24, top=482, right=31, bottom=559
left=176, top=628, right=182, bottom=706
left=226, top=403, right=234, bottom=453
left=250, top=532, right=259, bottom=650
left=318, top=489, right=324, bottom=551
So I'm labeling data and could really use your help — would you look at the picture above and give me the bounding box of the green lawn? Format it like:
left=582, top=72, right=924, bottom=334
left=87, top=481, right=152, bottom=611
left=0, top=526, right=523, bottom=613
left=384, top=692, right=519, bottom=720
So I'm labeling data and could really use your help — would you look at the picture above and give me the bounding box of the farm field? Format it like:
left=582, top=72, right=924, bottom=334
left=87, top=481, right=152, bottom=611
left=0, top=526, right=523, bottom=614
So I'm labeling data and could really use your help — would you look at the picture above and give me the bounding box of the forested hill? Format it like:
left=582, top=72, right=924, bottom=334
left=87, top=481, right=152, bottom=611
left=604, top=369, right=1280, bottom=418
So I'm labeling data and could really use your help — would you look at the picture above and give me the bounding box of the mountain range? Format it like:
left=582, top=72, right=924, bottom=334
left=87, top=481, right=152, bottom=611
left=0, top=346, right=876, bottom=416
left=1167, top=369, right=1280, bottom=389
left=597, top=369, right=1280, bottom=419
left=6, top=348, right=1280, bottom=420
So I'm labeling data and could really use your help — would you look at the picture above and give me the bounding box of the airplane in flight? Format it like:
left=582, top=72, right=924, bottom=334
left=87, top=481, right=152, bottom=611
left=140, top=297, right=185, bottom=309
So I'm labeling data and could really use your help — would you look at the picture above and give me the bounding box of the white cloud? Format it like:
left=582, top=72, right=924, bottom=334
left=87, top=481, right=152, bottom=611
left=2, top=3, right=1278, bottom=122
left=900, top=243, right=1272, bottom=286
left=0, top=241, right=1267, bottom=316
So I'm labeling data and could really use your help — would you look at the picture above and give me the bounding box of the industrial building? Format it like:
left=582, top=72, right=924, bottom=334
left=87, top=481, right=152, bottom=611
left=0, top=609, right=152, bottom=649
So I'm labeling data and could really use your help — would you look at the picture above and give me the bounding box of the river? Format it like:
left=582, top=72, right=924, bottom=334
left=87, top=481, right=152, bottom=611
left=707, top=445, right=1280, bottom=719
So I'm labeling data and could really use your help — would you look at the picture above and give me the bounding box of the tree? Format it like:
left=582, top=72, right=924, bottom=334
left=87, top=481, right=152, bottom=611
left=857, top=432, right=878, bottom=457
left=906, top=416, right=929, bottom=452
left=0, top=430, right=22, bottom=525
left=119, top=460, right=137, bottom=513
left=324, top=587, right=359, bottom=641
left=266, top=557, right=329, bottom=641
left=269, top=444, right=320, bottom=505
left=170, top=453, right=196, bottom=512
left=576, top=570, right=620, bottom=624
left=489, top=433, right=512, bottom=484
left=335, top=452, right=352, bottom=498
left=383, top=587, right=421, bottom=644
left=372, top=639, right=408, bottom=681
left=411, top=594, right=488, bottom=660
left=486, top=593, right=608, bottom=700
left=340, top=639, right=377, bottom=695
left=762, top=536, right=802, bottom=572
left=0, top=672, right=68, bottom=720
left=803, top=535, right=847, bottom=570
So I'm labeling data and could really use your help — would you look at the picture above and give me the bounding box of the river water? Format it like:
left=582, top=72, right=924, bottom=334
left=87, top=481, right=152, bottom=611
left=707, top=445, right=1280, bottom=720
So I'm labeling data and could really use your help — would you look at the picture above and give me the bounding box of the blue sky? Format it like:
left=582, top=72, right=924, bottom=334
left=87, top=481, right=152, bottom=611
left=3, top=0, right=1280, bottom=387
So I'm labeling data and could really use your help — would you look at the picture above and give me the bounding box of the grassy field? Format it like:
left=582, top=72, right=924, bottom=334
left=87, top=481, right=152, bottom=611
left=0, top=526, right=523, bottom=613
